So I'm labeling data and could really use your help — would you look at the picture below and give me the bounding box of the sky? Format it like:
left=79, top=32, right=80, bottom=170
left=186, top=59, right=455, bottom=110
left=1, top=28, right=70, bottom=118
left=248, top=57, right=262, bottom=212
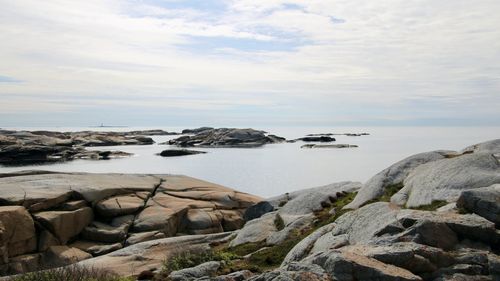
left=0, top=0, right=499, bottom=127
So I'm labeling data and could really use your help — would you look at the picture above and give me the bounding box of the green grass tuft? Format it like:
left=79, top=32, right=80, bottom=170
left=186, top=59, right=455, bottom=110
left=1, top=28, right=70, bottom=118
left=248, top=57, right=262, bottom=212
left=410, top=200, right=448, bottom=211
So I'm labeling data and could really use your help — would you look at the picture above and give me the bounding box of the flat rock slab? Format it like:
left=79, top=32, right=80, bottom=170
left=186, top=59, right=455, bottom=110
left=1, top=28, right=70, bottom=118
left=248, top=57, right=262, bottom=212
left=77, top=232, right=234, bottom=276
left=0, top=172, right=162, bottom=205
left=95, top=192, right=148, bottom=217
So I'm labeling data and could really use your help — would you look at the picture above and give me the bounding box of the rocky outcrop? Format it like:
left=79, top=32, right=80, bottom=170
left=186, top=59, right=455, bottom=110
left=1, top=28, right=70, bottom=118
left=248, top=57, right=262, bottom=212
left=182, top=127, right=214, bottom=134
left=158, top=149, right=207, bottom=157
left=0, top=130, right=166, bottom=164
left=230, top=181, right=361, bottom=247
left=457, top=184, right=500, bottom=226
left=346, top=139, right=500, bottom=209
left=0, top=172, right=261, bottom=276
left=168, top=128, right=286, bottom=147
left=77, top=232, right=234, bottom=277
left=267, top=202, right=500, bottom=281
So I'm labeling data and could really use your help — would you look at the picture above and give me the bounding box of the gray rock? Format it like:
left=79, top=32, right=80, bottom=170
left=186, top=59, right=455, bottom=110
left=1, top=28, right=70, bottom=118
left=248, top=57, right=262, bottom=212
left=231, top=182, right=361, bottom=248
left=457, top=184, right=500, bottom=226
left=243, top=201, right=274, bottom=222
left=168, top=128, right=285, bottom=147
left=169, top=261, right=221, bottom=281
left=213, top=270, right=254, bottom=281
left=461, top=139, right=500, bottom=154
left=77, top=232, right=233, bottom=276
left=229, top=212, right=277, bottom=247
left=393, top=153, right=500, bottom=207
left=306, top=250, right=422, bottom=281
left=346, top=151, right=450, bottom=209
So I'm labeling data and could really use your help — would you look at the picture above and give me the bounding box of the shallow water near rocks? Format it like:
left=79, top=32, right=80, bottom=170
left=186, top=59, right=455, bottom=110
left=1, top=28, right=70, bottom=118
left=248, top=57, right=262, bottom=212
left=1, top=126, right=498, bottom=197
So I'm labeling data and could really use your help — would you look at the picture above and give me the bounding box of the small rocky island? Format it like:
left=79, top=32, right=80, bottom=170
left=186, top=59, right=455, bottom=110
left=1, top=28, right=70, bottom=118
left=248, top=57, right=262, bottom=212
left=0, top=130, right=177, bottom=165
left=1, top=139, right=499, bottom=281
left=167, top=128, right=286, bottom=148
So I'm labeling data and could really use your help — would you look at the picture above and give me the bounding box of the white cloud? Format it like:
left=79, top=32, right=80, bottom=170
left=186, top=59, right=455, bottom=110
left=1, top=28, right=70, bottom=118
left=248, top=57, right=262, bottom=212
left=0, top=0, right=499, bottom=125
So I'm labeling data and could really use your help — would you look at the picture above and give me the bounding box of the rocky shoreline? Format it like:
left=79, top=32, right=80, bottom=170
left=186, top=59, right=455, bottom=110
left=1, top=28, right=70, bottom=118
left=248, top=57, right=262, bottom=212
left=1, top=139, right=498, bottom=280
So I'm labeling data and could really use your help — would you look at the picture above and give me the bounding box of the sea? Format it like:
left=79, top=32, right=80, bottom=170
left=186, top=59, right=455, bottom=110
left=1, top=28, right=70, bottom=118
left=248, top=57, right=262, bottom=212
left=1, top=126, right=498, bottom=198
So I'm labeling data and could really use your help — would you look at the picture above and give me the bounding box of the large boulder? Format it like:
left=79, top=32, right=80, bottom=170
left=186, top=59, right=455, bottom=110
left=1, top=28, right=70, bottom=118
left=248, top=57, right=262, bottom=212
left=33, top=207, right=93, bottom=244
left=168, top=261, right=221, bottom=281
left=392, top=153, right=500, bottom=207
left=347, top=139, right=500, bottom=209
left=0, top=206, right=37, bottom=259
left=457, top=184, right=500, bottom=226
left=304, top=250, right=422, bottom=281
left=346, top=151, right=450, bottom=209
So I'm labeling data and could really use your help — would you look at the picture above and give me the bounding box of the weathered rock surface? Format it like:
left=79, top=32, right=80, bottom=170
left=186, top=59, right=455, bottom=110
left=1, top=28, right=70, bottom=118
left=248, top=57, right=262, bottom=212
left=0, top=206, right=37, bottom=259
left=34, top=207, right=94, bottom=244
left=230, top=181, right=361, bottom=247
left=457, top=184, right=500, bottom=226
left=0, top=172, right=261, bottom=276
left=275, top=202, right=499, bottom=281
left=0, top=129, right=178, bottom=164
left=169, top=261, right=221, bottom=281
left=347, top=139, right=500, bottom=209
left=168, top=128, right=286, bottom=147
left=159, top=149, right=207, bottom=157
left=78, top=232, right=234, bottom=276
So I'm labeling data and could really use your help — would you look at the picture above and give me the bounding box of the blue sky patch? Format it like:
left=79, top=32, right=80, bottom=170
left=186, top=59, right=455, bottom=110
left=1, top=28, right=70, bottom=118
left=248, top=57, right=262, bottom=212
left=0, top=75, right=21, bottom=83
left=179, top=35, right=305, bottom=53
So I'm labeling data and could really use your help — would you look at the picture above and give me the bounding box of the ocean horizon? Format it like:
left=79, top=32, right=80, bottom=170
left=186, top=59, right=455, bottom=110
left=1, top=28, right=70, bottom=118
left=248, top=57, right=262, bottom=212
left=1, top=126, right=498, bottom=197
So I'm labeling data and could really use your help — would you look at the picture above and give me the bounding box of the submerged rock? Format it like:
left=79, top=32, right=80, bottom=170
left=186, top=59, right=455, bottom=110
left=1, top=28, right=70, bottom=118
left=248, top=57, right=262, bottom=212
left=158, top=149, right=207, bottom=157
left=301, top=144, right=358, bottom=149
left=298, top=136, right=336, bottom=142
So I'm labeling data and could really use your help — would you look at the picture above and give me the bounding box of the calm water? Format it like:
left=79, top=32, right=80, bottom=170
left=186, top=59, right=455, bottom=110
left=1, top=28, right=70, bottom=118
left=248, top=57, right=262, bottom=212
left=1, top=126, right=498, bottom=197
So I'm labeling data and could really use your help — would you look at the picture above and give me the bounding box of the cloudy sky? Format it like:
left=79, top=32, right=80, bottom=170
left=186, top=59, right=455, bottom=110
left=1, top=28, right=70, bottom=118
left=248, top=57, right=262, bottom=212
left=1, top=0, right=499, bottom=127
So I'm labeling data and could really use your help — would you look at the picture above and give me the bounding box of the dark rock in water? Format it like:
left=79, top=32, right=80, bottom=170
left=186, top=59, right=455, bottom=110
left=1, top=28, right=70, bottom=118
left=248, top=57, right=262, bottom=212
left=0, top=129, right=164, bottom=164
left=301, top=144, right=358, bottom=149
left=243, top=201, right=275, bottom=222
left=306, top=133, right=369, bottom=137
left=168, top=128, right=286, bottom=147
left=123, top=129, right=179, bottom=136
left=158, top=149, right=206, bottom=157
left=0, top=145, right=73, bottom=164
left=299, top=136, right=336, bottom=142
left=182, top=127, right=214, bottom=134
